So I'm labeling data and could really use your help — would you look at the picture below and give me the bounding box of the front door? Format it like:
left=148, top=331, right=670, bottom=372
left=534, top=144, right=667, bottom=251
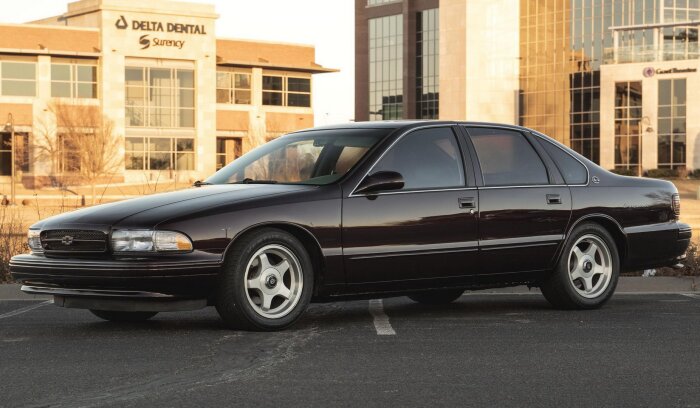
left=342, top=126, right=479, bottom=286
left=464, top=126, right=571, bottom=275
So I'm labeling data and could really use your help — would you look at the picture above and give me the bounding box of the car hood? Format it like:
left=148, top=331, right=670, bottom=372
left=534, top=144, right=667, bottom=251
left=34, top=184, right=315, bottom=231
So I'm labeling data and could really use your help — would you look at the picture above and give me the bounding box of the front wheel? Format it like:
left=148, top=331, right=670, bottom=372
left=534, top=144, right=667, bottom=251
left=216, top=228, right=313, bottom=331
left=90, top=310, right=158, bottom=322
left=540, top=223, right=619, bottom=309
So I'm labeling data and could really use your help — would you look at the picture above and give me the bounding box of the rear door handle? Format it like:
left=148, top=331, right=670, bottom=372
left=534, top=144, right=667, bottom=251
left=546, top=194, right=562, bottom=205
left=459, top=197, right=476, bottom=209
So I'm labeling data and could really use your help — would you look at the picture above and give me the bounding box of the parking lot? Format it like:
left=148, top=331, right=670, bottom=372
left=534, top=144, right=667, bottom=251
left=1, top=289, right=700, bottom=407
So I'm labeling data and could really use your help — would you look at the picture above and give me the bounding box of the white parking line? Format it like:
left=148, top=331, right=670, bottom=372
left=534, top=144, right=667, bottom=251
left=681, top=293, right=700, bottom=300
left=0, top=300, right=52, bottom=320
left=369, top=299, right=396, bottom=336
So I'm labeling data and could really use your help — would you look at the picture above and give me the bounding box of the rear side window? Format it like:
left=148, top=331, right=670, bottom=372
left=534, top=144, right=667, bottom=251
left=466, top=127, right=549, bottom=187
left=536, top=137, right=588, bottom=185
left=372, top=127, right=465, bottom=190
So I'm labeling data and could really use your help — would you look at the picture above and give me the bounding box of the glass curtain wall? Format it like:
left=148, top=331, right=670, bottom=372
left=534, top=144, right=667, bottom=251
left=416, top=8, right=439, bottom=119
left=519, top=0, right=661, bottom=164
left=369, top=14, right=403, bottom=121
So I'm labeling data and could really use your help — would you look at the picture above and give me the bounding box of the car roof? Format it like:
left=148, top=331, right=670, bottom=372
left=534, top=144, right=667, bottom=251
left=291, top=120, right=530, bottom=134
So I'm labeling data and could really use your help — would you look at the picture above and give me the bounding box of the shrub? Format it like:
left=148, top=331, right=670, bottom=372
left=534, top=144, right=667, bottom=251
left=645, top=168, right=679, bottom=179
left=0, top=206, right=26, bottom=283
left=610, top=168, right=637, bottom=176
left=689, top=169, right=700, bottom=179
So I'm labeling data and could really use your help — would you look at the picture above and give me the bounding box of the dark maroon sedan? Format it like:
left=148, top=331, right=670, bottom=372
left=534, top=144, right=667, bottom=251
left=10, top=121, right=691, bottom=330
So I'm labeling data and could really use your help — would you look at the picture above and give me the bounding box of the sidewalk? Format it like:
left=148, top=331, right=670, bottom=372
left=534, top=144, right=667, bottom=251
left=1, top=276, right=697, bottom=301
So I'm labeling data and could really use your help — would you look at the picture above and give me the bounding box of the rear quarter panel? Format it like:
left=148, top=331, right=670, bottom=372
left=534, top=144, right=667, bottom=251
left=570, top=169, right=679, bottom=270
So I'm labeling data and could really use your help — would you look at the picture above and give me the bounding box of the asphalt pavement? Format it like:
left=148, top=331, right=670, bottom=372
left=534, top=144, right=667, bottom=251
left=1, top=279, right=700, bottom=408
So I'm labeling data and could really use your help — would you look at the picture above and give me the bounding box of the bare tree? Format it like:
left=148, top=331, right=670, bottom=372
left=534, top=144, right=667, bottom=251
left=42, top=101, right=122, bottom=204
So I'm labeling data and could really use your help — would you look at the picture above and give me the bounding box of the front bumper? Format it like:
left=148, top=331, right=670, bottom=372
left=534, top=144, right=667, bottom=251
left=10, top=253, right=221, bottom=300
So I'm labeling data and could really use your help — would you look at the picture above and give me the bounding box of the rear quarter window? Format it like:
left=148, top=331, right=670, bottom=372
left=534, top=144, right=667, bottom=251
left=536, top=136, right=588, bottom=185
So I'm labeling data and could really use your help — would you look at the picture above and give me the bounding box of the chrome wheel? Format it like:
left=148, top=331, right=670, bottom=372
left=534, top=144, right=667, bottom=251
left=567, top=234, right=612, bottom=299
left=244, top=244, right=303, bottom=319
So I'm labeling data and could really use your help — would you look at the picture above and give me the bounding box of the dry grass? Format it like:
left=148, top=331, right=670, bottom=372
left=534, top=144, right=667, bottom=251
left=0, top=205, right=26, bottom=283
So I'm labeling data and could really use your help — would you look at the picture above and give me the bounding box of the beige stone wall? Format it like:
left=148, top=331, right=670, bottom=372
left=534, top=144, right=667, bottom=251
left=0, top=0, right=328, bottom=186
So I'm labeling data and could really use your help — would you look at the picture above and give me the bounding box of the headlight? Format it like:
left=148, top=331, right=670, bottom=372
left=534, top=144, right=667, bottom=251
left=111, top=230, right=193, bottom=252
left=27, top=229, right=42, bottom=253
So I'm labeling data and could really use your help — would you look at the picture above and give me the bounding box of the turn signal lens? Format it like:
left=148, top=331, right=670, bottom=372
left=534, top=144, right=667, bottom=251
left=27, top=229, right=43, bottom=253
left=154, top=231, right=193, bottom=252
left=672, top=194, right=680, bottom=217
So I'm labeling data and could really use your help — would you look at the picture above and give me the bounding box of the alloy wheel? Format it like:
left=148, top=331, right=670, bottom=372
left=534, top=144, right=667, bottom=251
left=244, top=244, right=303, bottom=319
left=567, top=234, right=613, bottom=299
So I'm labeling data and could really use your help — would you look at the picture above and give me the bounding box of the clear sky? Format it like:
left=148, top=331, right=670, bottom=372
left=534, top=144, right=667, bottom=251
left=1, top=0, right=355, bottom=126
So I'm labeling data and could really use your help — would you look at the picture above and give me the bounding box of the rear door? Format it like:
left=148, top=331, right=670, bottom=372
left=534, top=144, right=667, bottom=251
left=462, top=126, right=572, bottom=275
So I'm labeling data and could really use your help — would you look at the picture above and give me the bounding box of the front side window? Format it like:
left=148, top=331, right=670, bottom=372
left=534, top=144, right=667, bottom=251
left=125, top=67, right=195, bottom=128
left=51, top=63, right=97, bottom=98
left=207, top=128, right=388, bottom=185
left=371, top=127, right=465, bottom=190
left=467, top=127, right=549, bottom=186
left=262, top=75, right=311, bottom=107
left=1, top=61, right=36, bottom=97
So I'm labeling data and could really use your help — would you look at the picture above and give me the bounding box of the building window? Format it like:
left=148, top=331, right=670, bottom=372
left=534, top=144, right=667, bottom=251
left=216, top=70, right=251, bottom=104
left=0, top=61, right=36, bottom=97
left=57, top=134, right=81, bottom=173
left=0, top=132, right=29, bottom=176
left=416, top=8, right=439, bottom=119
left=658, top=78, right=686, bottom=169
left=51, top=64, right=97, bottom=98
left=369, top=14, right=403, bottom=121
left=125, top=67, right=195, bottom=128
left=216, top=137, right=243, bottom=170
left=367, top=0, right=400, bottom=6
left=262, top=75, right=311, bottom=107
left=662, top=0, right=700, bottom=60
left=125, top=136, right=195, bottom=171
left=614, top=81, right=642, bottom=171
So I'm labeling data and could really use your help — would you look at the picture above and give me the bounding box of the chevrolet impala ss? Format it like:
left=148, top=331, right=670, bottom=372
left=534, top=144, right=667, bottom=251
left=10, top=121, right=691, bottom=330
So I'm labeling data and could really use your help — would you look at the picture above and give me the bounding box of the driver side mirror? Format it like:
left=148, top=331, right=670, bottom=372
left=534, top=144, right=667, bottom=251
left=355, top=171, right=404, bottom=195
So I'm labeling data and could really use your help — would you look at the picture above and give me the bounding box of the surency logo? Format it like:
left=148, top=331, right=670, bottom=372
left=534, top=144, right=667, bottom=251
left=139, top=34, right=185, bottom=50
left=115, top=15, right=128, bottom=30
left=139, top=34, right=150, bottom=49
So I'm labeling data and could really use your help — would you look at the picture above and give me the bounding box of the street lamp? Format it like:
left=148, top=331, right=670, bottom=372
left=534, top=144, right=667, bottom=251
left=4, top=113, right=15, bottom=205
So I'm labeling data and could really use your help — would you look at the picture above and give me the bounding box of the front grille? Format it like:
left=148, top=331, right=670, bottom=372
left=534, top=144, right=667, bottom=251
left=40, top=230, right=108, bottom=253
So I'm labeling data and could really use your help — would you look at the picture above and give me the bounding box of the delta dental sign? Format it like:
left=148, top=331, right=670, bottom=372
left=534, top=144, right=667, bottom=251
left=114, top=15, right=207, bottom=50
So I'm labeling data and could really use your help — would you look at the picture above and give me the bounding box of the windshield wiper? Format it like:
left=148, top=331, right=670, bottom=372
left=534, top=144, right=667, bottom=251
left=193, top=180, right=212, bottom=187
left=230, top=178, right=279, bottom=184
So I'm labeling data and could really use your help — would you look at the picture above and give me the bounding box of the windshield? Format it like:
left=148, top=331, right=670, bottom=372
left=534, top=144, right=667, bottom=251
left=206, top=128, right=390, bottom=185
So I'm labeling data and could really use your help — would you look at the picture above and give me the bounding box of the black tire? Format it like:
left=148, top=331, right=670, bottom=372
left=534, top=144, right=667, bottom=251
left=408, top=289, right=464, bottom=305
left=540, top=222, right=620, bottom=310
left=90, top=310, right=158, bottom=322
left=215, top=228, right=313, bottom=331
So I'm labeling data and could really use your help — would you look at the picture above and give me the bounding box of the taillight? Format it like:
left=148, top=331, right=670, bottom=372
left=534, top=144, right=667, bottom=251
left=672, top=193, right=680, bottom=217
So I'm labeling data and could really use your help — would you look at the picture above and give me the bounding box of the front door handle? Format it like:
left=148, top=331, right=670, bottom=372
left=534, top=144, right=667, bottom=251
left=458, top=197, right=476, bottom=209
left=546, top=194, right=562, bottom=205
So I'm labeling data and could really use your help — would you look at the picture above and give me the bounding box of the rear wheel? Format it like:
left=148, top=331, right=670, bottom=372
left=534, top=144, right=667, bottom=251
left=216, top=228, right=313, bottom=331
left=540, top=222, right=619, bottom=309
left=408, top=289, right=464, bottom=305
left=90, top=310, right=158, bottom=322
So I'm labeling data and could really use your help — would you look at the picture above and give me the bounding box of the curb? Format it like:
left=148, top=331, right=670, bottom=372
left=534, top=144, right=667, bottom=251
left=0, top=276, right=697, bottom=301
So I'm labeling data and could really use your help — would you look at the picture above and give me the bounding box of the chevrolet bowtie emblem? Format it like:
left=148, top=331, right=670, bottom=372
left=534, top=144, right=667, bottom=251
left=61, top=235, right=74, bottom=246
